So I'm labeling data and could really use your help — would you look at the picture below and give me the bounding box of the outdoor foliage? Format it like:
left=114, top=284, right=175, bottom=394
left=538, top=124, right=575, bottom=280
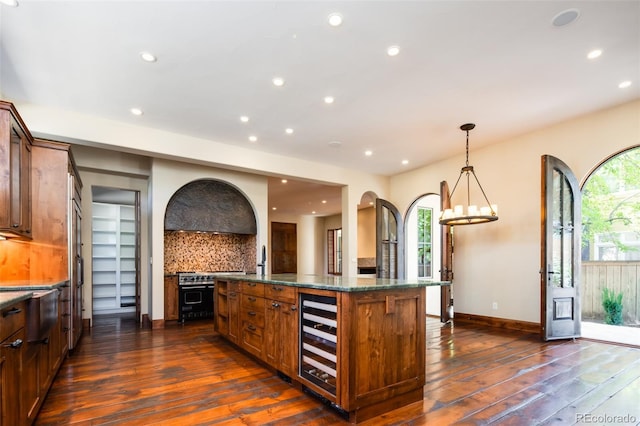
left=581, top=147, right=640, bottom=260
left=601, top=287, right=623, bottom=325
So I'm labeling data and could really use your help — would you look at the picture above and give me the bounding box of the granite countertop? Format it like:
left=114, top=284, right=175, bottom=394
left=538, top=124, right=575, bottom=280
left=0, top=290, right=33, bottom=310
left=217, top=273, right=450, bottom=292
left=0, top=280, right=69, bottom=291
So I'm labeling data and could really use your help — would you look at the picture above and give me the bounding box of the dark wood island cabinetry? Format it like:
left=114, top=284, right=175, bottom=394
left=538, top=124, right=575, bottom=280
left=215, top=274, right=449, bottom=423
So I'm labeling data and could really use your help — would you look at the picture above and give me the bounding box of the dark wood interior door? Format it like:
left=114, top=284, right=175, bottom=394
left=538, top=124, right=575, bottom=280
left=541, top=155, right=581, bottom=340
left=440, top=181, right=453, bottom=323
left=376, top=199, right=404, bottom=279
left=271, top=222, right=297, bottom=273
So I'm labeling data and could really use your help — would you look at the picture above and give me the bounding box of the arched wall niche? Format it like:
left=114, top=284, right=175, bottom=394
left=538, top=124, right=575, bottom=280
left=163, top=179, right=258, bottom=274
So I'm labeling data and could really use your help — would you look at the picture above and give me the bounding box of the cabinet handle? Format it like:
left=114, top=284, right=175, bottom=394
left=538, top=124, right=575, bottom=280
left=291, top=306, right=297, bottom=311
left=62, top=313, right=71, bottom=317
left=229, top=292, right=237, bottom=297
left=247, top=283, right=256, bottom=287
left=2, top=307, right=22, bottom=317
left=272, top=302, right=280, bottom=308
left=248, top=325, right=256, bottom=331
left=3, top=339, right=23, bottom=349
left=11, top=223, right=19, bottom=228
left=30, top=337, right=49, bottom=345
left=248, top=296, right=256, bottom=302
left=272, top=286, right=283, bottom=291
left=63, top=327, right=70, bottom=332
left=60, top=283, right=70, bottom=288
left=248, top=311, right=256, bottom=316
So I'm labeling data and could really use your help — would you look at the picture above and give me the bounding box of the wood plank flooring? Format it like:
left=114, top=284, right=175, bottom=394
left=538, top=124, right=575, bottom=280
left=35, top=315, right=640, bottom=425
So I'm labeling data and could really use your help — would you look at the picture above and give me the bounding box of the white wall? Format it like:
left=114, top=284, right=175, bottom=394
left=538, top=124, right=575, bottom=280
left=390, top=99, right=640, bottom=323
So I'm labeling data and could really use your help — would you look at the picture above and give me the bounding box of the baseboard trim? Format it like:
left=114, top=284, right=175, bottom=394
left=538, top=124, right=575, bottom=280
left=141, top=314, right=152, bottom=329
left=454, top=312, right=540, bottom=334
left=151, top=319, right=165, bottom=329
left=82, top=318, right=91, bottom=329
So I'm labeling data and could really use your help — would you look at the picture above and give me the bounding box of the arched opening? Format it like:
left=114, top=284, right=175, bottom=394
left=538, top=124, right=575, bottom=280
left=405, top=193, right=442, bottom=317
left=581, top=145, right=640, bottom=344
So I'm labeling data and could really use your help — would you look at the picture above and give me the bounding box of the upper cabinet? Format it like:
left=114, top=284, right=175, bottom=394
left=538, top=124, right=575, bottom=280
left=0, top=100, right=33, bottom=239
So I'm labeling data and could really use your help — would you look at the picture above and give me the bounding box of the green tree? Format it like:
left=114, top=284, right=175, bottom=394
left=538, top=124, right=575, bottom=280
left=582, top=147, right=640, bottom=260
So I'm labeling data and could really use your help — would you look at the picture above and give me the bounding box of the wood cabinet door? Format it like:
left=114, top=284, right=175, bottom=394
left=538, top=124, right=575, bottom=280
left=345, top=288, right=425, bottom=409
left=227, top=290, right=240, bottom=344
left=265, top=299, right=299, bottom=377
left=164, top=276, right=179, bottom=321
left=1, top=328, right=25, bottom=426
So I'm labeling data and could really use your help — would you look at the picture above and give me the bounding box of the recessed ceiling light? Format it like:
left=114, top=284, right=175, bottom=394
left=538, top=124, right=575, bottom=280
left=587, top=49, right=602, bottom=60
left=0, top=0, right=19, bottom=7
left=402, top=159, right=409, bottom=165
left=139, top=51, right=157, bottom=62
left=312, top=211, right=317, bottom=214
left=272, top=207, right=277, bottom=211
left=365, top=150, right=373, bottom=156
left=324, top=96, right=334, bottom=104
left=322, top=200, right=327, bottom=204
left=240, top=116, right=249, bottom=123
left=272, top=77, right=285, bottom=87
left=248, top=135, right=258, bottom=142
left=387, top=46, right=400, bottom=57
left=552, top=8, right=580, bottom=27
left=618, top=80, right=632, bottom=89
left=130, top=108, right=143, bottom=116
left=328, top=140, right=341, bottom=148
left=328, top=13, right=343, bottom=27
left=285, top=128, right=294, bottom=134
left=281, top=179, right=288, bottom=183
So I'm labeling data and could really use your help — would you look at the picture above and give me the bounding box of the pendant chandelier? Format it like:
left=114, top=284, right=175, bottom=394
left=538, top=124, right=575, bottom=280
left=439, top=123, right=498, bottom=226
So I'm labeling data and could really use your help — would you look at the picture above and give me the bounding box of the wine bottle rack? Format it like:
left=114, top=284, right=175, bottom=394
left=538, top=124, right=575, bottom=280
left=300, top=293, right=338, bottom=396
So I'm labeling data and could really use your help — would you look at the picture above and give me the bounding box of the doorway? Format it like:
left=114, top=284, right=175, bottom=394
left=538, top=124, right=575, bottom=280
left=91, top=186, right=141, bottom=321
left=580, top=146, right=640, bottom=345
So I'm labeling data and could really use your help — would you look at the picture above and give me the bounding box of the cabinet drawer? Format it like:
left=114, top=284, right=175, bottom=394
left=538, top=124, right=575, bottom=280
left=241, top=293, right=265, bottom=310
left=265, top=284, right=296, bottom=303
left=1, top=300, right=26, bottom=341
left=241, top=306, right=265, bottom=328
left=242, top=322, right=264, bottom=357
left=241, top=281, right=264, bottom=297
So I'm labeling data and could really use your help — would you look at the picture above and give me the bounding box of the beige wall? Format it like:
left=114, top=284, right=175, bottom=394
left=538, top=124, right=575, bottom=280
left=390, top=99, right=640, bottom=323
left=15, top=99, right=639, bottom=324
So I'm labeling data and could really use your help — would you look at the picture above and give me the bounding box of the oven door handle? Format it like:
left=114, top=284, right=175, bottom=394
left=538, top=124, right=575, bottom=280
left=182, top=286, right=206, bottom=289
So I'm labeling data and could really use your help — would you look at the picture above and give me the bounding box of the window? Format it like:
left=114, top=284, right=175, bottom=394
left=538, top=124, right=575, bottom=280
left=328, top=228, right=342, bottom=275
left=417, top=207, right=432, bottom=278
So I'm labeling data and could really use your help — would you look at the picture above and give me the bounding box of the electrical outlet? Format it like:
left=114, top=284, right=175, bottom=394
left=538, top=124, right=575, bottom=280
left=492, top=302, right=498, bottom=310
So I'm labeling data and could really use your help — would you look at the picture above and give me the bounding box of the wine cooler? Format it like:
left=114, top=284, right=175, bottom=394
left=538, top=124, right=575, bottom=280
left=300, top=293, right=338, bottom=396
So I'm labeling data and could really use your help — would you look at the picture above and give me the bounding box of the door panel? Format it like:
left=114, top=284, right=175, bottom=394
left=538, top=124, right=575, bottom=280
left=440, top=181, right=453, bottom=323
left=376, top=199, right=404, bottom=279
left=541, top=155, right=581, bottom=340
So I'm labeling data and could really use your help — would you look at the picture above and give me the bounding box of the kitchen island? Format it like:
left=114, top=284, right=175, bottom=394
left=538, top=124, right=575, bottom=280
left=214, top=274, right=450, bottom=423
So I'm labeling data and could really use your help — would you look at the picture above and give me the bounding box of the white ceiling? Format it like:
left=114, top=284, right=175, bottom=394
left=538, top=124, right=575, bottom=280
left=1, top=1, right=638, bottom=216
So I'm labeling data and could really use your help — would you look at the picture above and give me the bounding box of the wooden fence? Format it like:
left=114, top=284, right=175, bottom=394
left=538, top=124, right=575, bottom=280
left=582, top=261, right=640, bottom=325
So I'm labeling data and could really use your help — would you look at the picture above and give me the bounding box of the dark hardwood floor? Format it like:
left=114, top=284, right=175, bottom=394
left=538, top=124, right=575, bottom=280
left=35, top=315, right=640, bottom=425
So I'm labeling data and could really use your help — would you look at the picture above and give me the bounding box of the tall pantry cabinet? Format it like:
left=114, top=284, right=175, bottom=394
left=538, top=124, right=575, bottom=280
left=30, top=138, right=84, bottom=350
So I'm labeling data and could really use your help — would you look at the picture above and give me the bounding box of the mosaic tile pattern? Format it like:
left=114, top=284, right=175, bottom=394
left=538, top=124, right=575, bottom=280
left=164, top=231, right=257, bottom=273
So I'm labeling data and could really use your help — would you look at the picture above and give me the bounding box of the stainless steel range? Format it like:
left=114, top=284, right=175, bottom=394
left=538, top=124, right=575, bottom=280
left=177, top=272, right=245, bottom=322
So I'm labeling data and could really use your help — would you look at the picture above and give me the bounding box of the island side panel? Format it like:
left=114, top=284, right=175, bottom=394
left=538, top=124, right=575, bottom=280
left=343, top=287, right=426, bottom=419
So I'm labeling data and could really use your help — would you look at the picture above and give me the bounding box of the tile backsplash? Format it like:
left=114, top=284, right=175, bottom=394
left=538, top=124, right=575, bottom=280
left=164, top=231, right=257, bottom=273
